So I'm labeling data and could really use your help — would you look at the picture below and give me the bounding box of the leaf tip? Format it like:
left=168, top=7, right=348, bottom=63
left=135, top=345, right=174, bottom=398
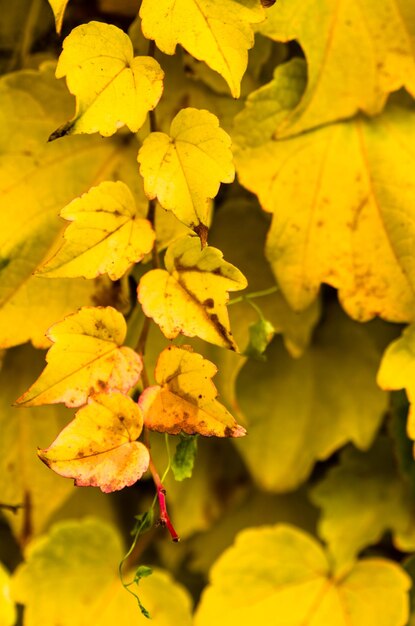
left=48, top=120, right=75, bottom=142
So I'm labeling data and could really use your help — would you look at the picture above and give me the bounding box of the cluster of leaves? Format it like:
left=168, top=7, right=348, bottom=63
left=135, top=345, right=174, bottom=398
left=2, top=0, right=415, bottom=624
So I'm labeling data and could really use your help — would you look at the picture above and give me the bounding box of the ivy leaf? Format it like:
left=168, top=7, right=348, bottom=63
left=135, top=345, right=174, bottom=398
left=234, top=305, right=387, bottom=491
left=258, top=0, right=415, bottom=135
left=310, top=438, right=415, bottom=572
left=139, top=0, right=264, bottom=98
left=16, top=306, right=142, bottom=408
left=378, top=325, right=415, bottom=446
left=50, top=21, right=164, bottom=139
left=235, top=60, right=415, bottom=322
left=138, top=108, right=234, bottom=234
left=38, top=393, right=149, bottom=493
left=48, top=0, right=69, bottom=33
left=139, top=345, right=246, bottom=438
left=11, top=519, right=193, bottom=626
left=138, top=235, right=247, bottom=351
left=195, top=524, right=411, bottom=626
left=37, top=181, right=155, bottom=281
left=172, top=434, right=198, bottom=481
left=0, top=564, right=16, bottom=626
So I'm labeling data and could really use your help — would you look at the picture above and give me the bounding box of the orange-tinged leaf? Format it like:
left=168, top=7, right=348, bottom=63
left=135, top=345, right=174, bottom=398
left=50, top=21, right=164, bottom=138
left=137, top=235, right=247, bottom=350
left=137, top=108, right=234, bottom=231
left=38, top=393, right=149, bottom=493
left=16, top=307, right=142, bottom=408
left=37, top=181, right=155, bottom=280
left=139, top=345, right=246, bottom=437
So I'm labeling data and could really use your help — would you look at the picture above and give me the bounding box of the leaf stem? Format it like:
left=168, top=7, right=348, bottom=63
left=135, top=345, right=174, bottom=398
left=148, top=455, right=179, bottom=542
left=228, top=285, right=279, bottom=306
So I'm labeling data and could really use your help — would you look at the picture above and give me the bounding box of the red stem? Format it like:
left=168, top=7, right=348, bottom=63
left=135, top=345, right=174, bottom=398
left=148, top=458, right=180, bottom=542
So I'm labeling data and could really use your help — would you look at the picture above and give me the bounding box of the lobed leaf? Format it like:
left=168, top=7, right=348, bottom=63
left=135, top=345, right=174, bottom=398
left=16, top=306, right=142, bottom=408
left=139, top=0, right=264, bottom=97
left=38, top=181, right=155, bottom=280
left=50, top=21, right=164, bottom=138
left=138, top=235, right=247, bottom=350
left=38, top=393, right=149, bottom=493
left=195, top=524, right=411, bottom=626
left=138, top=108, right=234, bottom=234
left=139, top=345, right=246, bottom=437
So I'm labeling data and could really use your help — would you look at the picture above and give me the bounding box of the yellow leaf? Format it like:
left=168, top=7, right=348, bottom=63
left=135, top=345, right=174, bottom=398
left=11, top=518, right=193, bottom=626
left=0, top=345, right=75, bottom=542
left=137, top=235, right=247, bottom=350
left=16, top=306, right=142, bottom=408
left=195, top=524, right=410, bottom=626
left=235, top=60, right=415, bottom=322
left=258, top=0, right=415, bottom=135
left=0, top=564, right=15, bottom=626
left=51, top=21, right=164, bottom=138
left=378, top=324, right=415, bottom=445
left=38, top=393, right=149, bottom=493
left=37, top=181, right=155, bottom=280
left=138, top=108, right=234, bottom=232
left=48, top=0, right=69, bottom=34
left=139, top=0, right=264, bottom=97
left=139, top=345, right=246, bottom=437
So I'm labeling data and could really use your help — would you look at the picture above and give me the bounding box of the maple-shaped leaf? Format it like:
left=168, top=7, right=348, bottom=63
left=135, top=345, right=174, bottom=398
left=37, top=181, right=155, bottom=280
left=138, top=108, right=234, bottom=234
left=11, top=519, right=193, bottom=626
left=378, top=325, right=415, bottom=446
left=38, top=393, right=149, bottom=493
left=139, top=345, right=246, bottom=438
left=50, top=21, right=164, bottom=139
left=235, top=59, right=415, bottom=322
left=48, top=0, right=69, bottom=34
left=310, top=438, right=415, bottom=572
left=16, top=307, right=142, bottom=408
left=195, top=524, right=410, bottom=626
left=139, top=0, right=264, bottom=98
left=137, top=235, right=247, bottom=350
left=258, top=0, right=415, bottom=135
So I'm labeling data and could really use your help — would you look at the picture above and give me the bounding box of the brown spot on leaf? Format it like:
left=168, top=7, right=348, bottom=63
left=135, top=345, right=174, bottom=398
left=203, top=298, right=214, bottom=308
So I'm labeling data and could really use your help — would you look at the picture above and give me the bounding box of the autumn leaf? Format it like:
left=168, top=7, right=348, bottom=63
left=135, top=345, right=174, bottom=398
left=258, top=0, right=415, bottom=135
left=310, top=438, right=415, bottom=572
left=16, top=306, right=142, bottom=408
left=195, top=524, right=410, bottom=626
left=11, top=519, right=193, bottom=626
left=378, top=324, right=415, bottom=445
left=38, top=393, right=149, bottom=493
left=48, top=0, right=69, bottom=33
left=139, top=0, right=264, bottom=97
left=37, top=181, right=155, bottom=280
left=138, top=108, right=234, bottom=233
left=50, top=21, right=164, bottom=139
left=235, top=59, right=415, bottom=322
left=0, top=564, right=16, bottom=626
left=139, top=345, right=246, bottom=437
left=137, top=235, right=247, bottom=350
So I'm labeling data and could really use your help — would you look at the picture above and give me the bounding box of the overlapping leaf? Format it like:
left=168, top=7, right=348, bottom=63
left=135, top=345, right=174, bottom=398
left=11, top=518, right=193, bottom=626
left=258, top=0, right=415, bottom=135
left=138, top=235, right=247, bottom=350
left=138, top=108, right=234, bottom=234
left=139, top=0, right=264, bottom=97
left=233, top=305, right=387, bottom=491
left=139, top=345, right=246, bottom=437
left=48, top=0, right=69, bottom=33
left=310, top=438, right=415, bottom=572
left=195, top=524, right=410, bottom=626
left=38, top=181, right=155, bottom=280
left=16, top=306, right=142, bottom=408
left=235, top=59, right=415, bottom=322
left=50, top=21, right=164, bottom=138
left=38, top=393, right=149, bottom=493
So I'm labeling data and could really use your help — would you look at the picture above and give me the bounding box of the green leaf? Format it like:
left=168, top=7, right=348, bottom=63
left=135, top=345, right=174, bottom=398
left=172, top=434, right=198, bottom=481
left=195, top=524, right=411, bottom=626
left=243, top=318, right=275, bottom=360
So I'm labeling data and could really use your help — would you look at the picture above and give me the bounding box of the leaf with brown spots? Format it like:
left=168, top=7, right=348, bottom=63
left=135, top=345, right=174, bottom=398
left=38, top=393, right=149, bottom=493
left=16, top=306, right=142, bottom=408
left=137, top=235, right=247, bottom=351
left=139, top=345, right=246, bottom=438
